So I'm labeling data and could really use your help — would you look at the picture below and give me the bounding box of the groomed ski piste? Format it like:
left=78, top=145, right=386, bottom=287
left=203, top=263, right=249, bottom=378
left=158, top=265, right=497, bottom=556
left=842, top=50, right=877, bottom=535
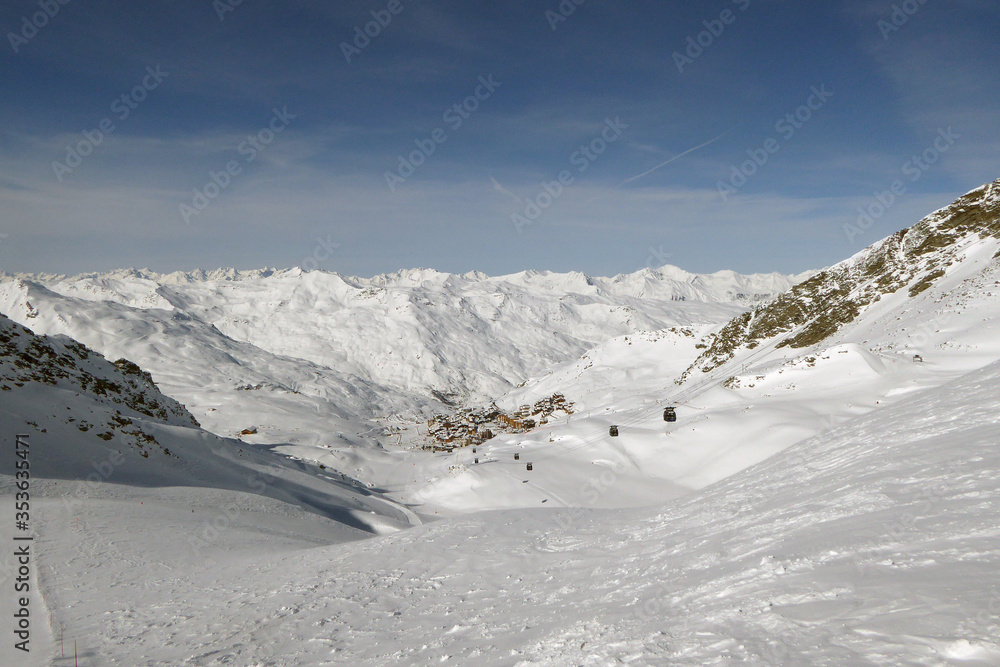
left=2, top=180, right=999, bottom=664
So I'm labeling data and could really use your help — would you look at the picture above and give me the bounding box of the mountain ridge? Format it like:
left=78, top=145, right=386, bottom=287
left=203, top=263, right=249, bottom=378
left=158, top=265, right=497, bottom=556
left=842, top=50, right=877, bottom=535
left=681, top=178, right=1000, bottom=380
left=0, top=264, right=812, bottom=295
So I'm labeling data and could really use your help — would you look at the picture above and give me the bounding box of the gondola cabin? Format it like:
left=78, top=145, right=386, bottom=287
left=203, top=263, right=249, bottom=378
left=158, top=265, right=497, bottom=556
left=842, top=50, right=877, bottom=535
left=514, top=453, right=520, bottom=461
left=526, top=462, right=533, bottom=471
left=609, top=425, right=619, bottom=437
left=663, top=407, right=677, bottom=423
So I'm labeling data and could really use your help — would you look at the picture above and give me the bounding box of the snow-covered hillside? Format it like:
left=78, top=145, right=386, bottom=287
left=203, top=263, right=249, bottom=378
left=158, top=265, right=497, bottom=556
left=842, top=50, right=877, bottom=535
left=0, top=313, right=428, bottom=663
left=7, top=323, right=1000, bottom=665
left=0, top=311, right=418, bottom=542
left=684, top=178, right=1000, bottom=378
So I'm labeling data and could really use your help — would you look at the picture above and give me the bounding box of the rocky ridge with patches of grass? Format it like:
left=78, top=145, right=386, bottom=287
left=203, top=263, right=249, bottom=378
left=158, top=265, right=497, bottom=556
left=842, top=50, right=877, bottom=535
left=1, top=312, right=198, bottom=452
left=680, top=179, right=1000, bottom=381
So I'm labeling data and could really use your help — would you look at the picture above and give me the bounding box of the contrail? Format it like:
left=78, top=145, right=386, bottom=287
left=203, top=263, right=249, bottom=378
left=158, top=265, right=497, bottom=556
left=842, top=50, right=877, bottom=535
left=619, top=127, right=735, bottom=187
left=490, top=175, right=522, bottom=203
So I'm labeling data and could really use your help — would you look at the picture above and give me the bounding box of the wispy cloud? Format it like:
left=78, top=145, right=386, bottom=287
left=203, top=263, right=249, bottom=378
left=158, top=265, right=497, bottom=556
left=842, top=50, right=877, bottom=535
left=1, top=1, right=995, bottom=278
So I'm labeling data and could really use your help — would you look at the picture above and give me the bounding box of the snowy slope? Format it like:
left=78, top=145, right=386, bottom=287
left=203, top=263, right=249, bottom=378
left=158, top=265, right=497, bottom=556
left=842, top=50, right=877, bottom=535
left=685, top=179, right=1000, bottom=377
left=0, top=312, right=418, bottom=544
left=12, top=340, right=1000, bottom=665
left=0, top=314, right=422, bottom=665
left=0, top=316, right=422, bottom=664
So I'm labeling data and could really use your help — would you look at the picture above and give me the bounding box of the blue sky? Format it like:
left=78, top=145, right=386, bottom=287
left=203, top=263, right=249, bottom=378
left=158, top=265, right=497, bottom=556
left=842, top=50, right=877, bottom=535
left=1, top=0, right=997, bottom=277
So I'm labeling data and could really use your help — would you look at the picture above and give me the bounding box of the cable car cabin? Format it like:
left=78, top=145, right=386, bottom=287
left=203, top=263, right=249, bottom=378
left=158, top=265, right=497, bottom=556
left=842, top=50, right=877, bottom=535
left=609, top=425, right=619, bottom=437
left=526, top=462, right=533, bottom=471
left=514, top=453, right=520, bottom=461
left=663, top=407, right=677, bottom=423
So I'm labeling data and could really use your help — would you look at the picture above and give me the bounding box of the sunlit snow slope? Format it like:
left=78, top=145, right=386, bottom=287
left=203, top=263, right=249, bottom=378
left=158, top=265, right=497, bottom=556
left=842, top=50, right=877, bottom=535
left=11, top=337, right=1000, bottom=665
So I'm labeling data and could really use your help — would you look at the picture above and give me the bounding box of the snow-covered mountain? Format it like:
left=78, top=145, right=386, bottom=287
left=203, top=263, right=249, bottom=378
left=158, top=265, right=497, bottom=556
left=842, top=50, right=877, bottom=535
left=0, top=265, right=799, bottom=453
left=1, top=312, right=197, bottom=433
left=4, top=182, right=999, bottom=516
left=0, top=265, right=802, bottom=405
